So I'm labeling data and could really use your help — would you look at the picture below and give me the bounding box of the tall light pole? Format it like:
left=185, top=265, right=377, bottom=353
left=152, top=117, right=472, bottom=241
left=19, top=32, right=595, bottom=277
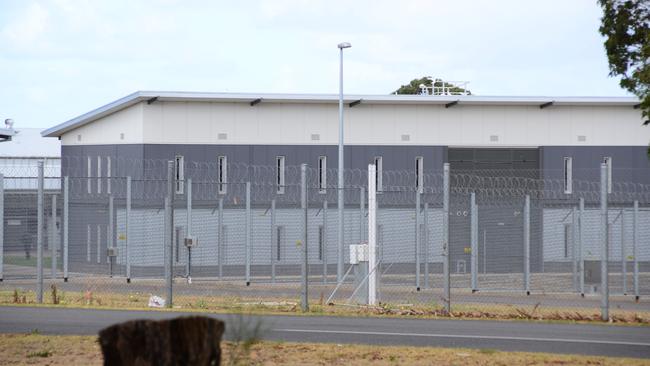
left=337, top=42, right=351, bottom=282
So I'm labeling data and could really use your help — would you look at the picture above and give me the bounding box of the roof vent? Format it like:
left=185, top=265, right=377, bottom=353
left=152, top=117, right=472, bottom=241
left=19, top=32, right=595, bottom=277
left=401, top=134, right=410, bottom=142
left=218, top=133, right=228, bottom=140
left=311, top=133, right=320, bottom=141
left=577, top=135, right=586, bottom=142
left=490, top=135, right=499, bottom=142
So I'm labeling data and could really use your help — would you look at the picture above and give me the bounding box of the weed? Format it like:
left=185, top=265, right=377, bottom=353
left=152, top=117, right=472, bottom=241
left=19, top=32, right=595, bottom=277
left=27, top=349, right=52, bottom=358
left=50, top=284, right=59, bottom=304
left=226, top=313, right=268, bottom=366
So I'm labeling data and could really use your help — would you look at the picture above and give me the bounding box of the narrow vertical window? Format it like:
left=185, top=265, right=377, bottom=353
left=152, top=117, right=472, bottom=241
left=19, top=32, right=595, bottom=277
left=318, top=225, right=324, bottom=261
left=175, top=155, right=184, bottom=194
left=564, top=223, right=572, bottom=258
left=106, top=156, right=112, bottom=194
left=374, top=156, right=383, bottom=192
left=318, top=156, right=327, bottom=194
left=218, top=156, right=227, bottom=194
left=563, top=157, right=572, bottom=194
left=415, top=156, right=423, bottom=193
left=276, top=156, right=285, bottom=194
left=87, top=156, right=92, bottom=194
left=603, top=157, right=612, bottom=194
left=97, top=156, right=102, bottom=194
left=276, top=226, right=283, bottom=261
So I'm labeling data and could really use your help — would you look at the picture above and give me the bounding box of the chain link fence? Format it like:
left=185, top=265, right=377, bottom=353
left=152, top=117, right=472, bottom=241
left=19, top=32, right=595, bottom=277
left=1, top=159, right=649, bottom=320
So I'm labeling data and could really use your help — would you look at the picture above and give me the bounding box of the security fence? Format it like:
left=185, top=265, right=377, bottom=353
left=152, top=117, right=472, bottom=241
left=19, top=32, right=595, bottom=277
left=1, top=159, right=649, bottom=321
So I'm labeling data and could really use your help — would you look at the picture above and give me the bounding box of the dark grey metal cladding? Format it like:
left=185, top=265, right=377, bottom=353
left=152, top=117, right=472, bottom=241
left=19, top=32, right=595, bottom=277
left=448, top=148, right=542, bottom=274
left=61, top=145, right=145, bottom=178
left=541, top=146, right=650, bottom=184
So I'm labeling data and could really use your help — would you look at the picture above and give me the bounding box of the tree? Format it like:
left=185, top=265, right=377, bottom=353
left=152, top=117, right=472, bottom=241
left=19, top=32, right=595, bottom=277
left=598, top=0, right=650, bottom=126
left=393, top=77, right=471, bottom=95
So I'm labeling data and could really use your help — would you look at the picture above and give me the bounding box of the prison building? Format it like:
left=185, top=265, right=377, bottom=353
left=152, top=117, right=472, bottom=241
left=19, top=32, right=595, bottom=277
left=1, top=128, right=61, bottom=263
left=40, top=91, right=650, bottom=284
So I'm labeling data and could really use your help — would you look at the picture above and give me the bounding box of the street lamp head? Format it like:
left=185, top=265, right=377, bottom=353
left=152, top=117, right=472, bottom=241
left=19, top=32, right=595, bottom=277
left=337, top=42, right=351, bottom=49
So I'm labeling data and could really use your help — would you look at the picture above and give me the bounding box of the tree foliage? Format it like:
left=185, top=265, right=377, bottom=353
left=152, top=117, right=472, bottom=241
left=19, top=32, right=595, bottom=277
left=599, top=0, right=650, bottom=125
left=393, top=77, right=471, bottom=95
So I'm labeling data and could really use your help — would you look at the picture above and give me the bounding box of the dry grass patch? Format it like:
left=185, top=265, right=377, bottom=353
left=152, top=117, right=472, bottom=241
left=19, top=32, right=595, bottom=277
left=1, top=288, right=649, bottom=325
left=1, top=333, right=649, bottom=365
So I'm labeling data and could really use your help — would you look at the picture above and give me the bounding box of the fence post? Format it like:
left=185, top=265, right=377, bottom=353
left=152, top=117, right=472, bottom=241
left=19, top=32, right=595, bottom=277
left=579, top=197, right=584, bottom=296
left=633, top=200, right=639, bottom=301
left=245, top=181, right=251, bottom=286
left=86, top=225, right=91, bottom=263
left=470, top=192, right=478, bottom=292
left=300, top=164, right=309, bottom=312
left=415, top=188, right=421, bottom=291
left=359, top=187, right=365, bottom=243
left=165, top=160, right=174, bottom=308
left=218, top=197, right=223, bottom=280
left=424, top=202, right=429, bottom=289
left=0, top=174, right=3, bottom=282
left=51, top=194, right=57, bottom=279
left=621, top=210, right=627, bottom=295
left=126, top=176, right=131, bottom=283
left=442, top=163, right=450, bottom=313
left=96, top=224, right=101, bottom=264
left=572, top=206, right=578, bottom=292
left=368, top=163, right=377, bottom=305
left=271, top=198, right=276, bottom=283
left=37, top=160, right=44, bottom=303
left=63, top=176, right=69, bottom=282
left=108, top=195, right=114, bottom=277
left=186, top=178, right=192, bottom=281
left=524, top=194, right=530, bottom=295
left=600, top=163, right=609, bottom=321
left=323, top=200, right=328, bottom=284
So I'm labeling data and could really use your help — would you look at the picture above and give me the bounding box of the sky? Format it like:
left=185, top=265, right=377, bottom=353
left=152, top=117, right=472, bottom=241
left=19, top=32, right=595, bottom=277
left=0, top=0, right=632, bottom=129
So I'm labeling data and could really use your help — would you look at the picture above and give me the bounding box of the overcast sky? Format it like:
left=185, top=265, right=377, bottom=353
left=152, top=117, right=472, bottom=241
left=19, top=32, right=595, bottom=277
left=0, top=0, right=632, bottom=129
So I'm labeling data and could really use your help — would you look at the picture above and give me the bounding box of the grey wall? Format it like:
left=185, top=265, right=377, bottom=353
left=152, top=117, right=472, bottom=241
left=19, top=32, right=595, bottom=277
left=541, top=146, right=650, bottom=184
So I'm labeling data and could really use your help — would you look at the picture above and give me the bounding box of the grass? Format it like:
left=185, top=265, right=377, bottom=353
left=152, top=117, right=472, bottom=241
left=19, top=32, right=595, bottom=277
left=1, top=288, right=649, bottom=325
left=1, top=333, right=649, bottom=365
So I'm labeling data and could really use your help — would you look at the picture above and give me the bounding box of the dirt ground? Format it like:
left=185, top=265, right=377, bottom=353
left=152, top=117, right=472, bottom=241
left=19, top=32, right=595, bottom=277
left=1, top=333, right=649, bottom=366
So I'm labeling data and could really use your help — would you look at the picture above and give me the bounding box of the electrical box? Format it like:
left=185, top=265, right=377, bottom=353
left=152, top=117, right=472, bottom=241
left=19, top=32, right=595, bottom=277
left=184, top=236, right=198, bottom=248
left=106, top=247, right=118, bottom=257
left=349, top=243, right=368, bottom=264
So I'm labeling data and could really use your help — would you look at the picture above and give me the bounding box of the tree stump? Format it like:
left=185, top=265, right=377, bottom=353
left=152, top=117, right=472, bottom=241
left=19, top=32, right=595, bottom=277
left=99, top=316, right=224, bottom=366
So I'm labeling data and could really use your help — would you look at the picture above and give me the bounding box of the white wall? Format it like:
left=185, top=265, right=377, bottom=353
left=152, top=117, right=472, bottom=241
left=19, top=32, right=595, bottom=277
left=62, top=101, right=649, bottom=147
left=61, top=103, right=144, bottom=145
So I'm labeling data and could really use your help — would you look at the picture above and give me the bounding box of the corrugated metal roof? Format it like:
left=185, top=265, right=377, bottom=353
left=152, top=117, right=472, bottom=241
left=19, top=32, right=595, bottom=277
left=41, top=91, right=641, bottom=138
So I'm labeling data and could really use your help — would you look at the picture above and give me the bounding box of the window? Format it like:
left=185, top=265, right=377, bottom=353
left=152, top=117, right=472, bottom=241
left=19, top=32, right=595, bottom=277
left=175, top=155, right=184, bottom=194
left=97, top=156, right=102, bottom=194
left=87, top=157, right=92, bottom=194
left=218, top=156, right=227, bottom=194
left=603, top=157, right=612, bottom=194
left=318, top=225, right=325, bottom=261
left=276, top=156, right=285, bottom=194
left=415, top=156, right=423, bottom=193
left=563, top=157, right=572, bottom=194
left=276, top=226, right=284, bottom=261
left=564, top=223, right=572, bottom=258
left=106, top=156, right=111, bottom=194
left=318, top=156, right=327, bottom=194
left=175, top=226, right=183, bottom=262
left=374, top=156, right=383, bottom=192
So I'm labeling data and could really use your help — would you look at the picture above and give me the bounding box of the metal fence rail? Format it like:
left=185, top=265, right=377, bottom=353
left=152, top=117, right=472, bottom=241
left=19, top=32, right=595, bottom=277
left=1, top=160, right=649, bottom=320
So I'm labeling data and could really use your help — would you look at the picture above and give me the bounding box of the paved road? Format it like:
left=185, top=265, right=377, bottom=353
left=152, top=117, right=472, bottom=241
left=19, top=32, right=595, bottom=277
left=0, top=306, right=649, bottom=358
